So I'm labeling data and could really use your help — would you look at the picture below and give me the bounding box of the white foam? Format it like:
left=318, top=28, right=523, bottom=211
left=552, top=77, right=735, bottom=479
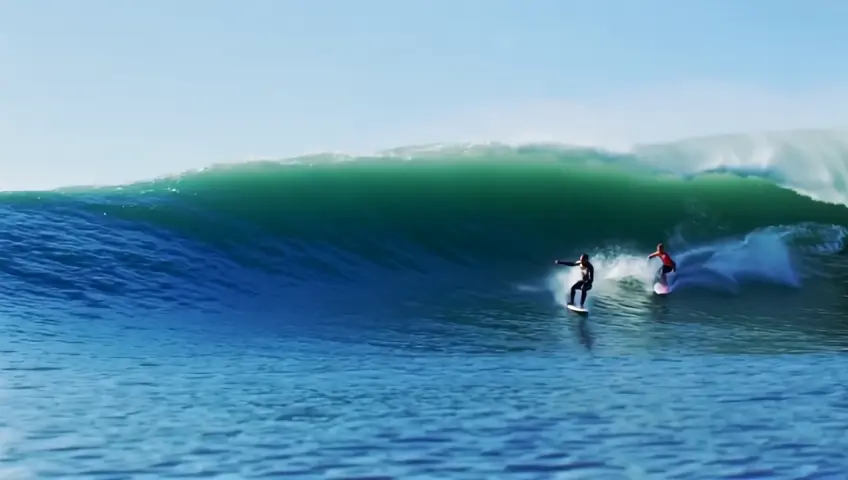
left=547, top=224, right=848, bottom=304
left=547, top=251, right=658, bottom=309
left=632, top=130, right=848, bottom=206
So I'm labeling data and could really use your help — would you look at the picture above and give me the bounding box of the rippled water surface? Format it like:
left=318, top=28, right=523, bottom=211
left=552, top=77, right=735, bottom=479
left=1, top=150, right=847, bottom=478
left=2, top=292, right=847, bottom=479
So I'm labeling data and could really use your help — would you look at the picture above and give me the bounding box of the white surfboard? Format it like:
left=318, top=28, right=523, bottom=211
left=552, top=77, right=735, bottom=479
left=567, top=304, right=589, bottom=314
left=653, top=282, right=671, bottom=295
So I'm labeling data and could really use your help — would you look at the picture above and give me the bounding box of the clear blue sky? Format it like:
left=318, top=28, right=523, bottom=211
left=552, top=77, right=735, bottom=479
left=2, top=0, right=847, bottom=189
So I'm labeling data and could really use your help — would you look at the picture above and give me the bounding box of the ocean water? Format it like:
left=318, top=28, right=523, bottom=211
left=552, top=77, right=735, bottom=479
left=2, top=131, right=848, bottom=479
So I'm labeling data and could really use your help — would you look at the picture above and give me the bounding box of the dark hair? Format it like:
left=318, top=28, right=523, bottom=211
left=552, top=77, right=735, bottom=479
left=581, top=253, right=589, bottom=260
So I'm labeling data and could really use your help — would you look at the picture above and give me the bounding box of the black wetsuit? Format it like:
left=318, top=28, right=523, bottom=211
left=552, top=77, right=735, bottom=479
left=555, top=260, right=595, bottom=307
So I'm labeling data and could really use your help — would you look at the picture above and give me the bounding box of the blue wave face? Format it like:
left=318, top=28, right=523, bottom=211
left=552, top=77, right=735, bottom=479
left=0, top=132, right=844, bottom=332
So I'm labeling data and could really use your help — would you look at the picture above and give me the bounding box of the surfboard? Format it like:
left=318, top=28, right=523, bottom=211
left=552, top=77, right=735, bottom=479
left=653, top=282, right=671, bottom=295
left=567, top=304, right=589, bottom=314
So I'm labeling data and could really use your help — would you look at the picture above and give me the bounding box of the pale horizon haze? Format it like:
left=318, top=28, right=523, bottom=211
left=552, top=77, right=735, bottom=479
left=2, top=0, right=848, bottom=189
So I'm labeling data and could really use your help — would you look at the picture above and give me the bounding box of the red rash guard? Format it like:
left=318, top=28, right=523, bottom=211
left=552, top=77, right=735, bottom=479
left=656, top=252, right=674, bottom=266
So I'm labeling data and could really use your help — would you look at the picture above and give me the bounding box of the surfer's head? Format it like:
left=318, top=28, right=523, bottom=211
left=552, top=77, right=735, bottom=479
left=579, top=253, right=589, bottom=264
left=656, top=243, right=665, bottom=252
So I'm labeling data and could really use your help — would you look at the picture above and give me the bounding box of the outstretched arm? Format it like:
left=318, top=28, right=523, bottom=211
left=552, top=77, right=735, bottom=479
left=554, top=260, right=577, bottom=266
left=647, top=251, right=659, bottom=259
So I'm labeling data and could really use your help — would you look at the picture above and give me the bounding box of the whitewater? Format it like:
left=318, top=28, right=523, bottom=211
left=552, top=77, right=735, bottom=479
left=2, top=129, right=848, bottom=479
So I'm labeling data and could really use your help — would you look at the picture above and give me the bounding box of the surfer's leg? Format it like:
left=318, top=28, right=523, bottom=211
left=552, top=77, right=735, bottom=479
left=580, top=282, right=592, bottom=307
left=659, top=265, right=673, bottom=285
left=656, top=266, right=666, bottom=284
left=569, top=281, right=584, bottom=305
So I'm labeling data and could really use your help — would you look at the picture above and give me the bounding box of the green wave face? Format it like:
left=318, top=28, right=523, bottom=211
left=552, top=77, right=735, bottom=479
left=151, top=152, right=846, bottom=262
left=5, top=146, right=847, bottom=286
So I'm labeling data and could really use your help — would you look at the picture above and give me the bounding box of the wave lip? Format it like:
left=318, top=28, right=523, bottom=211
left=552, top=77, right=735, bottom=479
left=632, top=129, right=848, bottom=206
left=22, top=128, right=848, bottom=213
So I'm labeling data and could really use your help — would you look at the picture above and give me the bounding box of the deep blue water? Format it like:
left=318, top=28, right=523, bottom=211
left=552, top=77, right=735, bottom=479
left=3, top=306, right=848, bottom=479
left=2, top=145, right=848, bottom=478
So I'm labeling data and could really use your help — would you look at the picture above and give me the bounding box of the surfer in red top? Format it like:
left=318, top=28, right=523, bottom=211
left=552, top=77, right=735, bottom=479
left=647, top=243, right=676, bottom=285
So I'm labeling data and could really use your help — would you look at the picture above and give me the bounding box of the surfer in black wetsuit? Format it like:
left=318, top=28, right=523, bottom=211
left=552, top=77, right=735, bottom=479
left=554, top=253, right=594, bottom=308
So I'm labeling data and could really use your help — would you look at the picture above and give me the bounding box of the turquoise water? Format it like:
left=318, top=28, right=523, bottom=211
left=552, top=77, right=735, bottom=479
left=1, top=137, right=848, bottom=478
